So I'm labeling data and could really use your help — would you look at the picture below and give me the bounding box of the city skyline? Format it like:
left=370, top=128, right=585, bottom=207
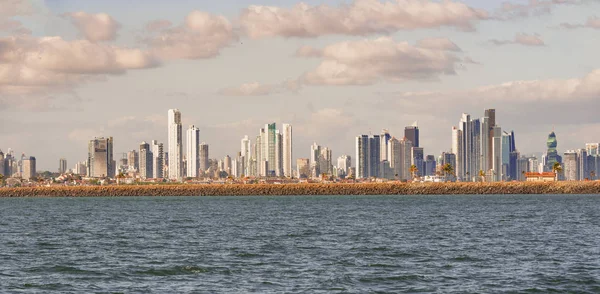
left=2, top=0, right=600, bottom=170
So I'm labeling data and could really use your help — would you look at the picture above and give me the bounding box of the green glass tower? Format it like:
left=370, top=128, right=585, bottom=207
left=544, top=131, right=562, bottom=172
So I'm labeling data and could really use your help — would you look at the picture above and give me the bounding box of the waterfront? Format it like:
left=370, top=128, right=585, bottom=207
left=1, top=182, right=600, bottom=197
left=1, top=195, right=599, bottom=293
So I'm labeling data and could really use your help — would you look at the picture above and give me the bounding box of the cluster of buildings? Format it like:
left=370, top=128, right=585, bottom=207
left=3, top=108, right=600, bottom=185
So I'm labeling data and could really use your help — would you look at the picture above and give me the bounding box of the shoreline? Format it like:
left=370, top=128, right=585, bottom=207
left=1, top=182, right=600, bottom=198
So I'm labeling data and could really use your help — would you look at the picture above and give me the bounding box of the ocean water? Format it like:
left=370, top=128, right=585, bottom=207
left=1, top=195, right=599, bottom=293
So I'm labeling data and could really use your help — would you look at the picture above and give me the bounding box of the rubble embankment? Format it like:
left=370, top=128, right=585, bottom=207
left=1, top=182, right=600, bottom=198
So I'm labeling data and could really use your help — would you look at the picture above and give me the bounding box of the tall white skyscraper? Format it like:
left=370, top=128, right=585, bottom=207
left=168, top=109, right=182, bottom=181
left=275, top=130, right=283, bottom=177
left=241, top=136, right=251, bottom=176
left=451, top=127, right=463, bottom=181
left=186, top=125, right=200, bottom=178
left=492, top=126, right=503, bottom=182
left=282, top=124, right=292, bottom=178
left=264, top=123, right=276, bottom=177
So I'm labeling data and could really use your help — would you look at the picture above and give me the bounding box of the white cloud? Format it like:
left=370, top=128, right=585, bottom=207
left=416, top=38, right=462, bottom=52
left=497, top=0, right=581, bottom=19
left=64, top=11, right=121, bottom=42
left=558, top=16, right=600, bottom=29
left=490, top=33, right=545, bottom=46
left=218, top=82, right=274, bottom=96
left=299, top=37, right=461, bottom=86
left=239, top=0, right=488, bottom=39
left=144, top=10, right=235, bottom=60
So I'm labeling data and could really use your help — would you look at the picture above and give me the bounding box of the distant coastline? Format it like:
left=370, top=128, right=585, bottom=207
left=1, top=182, right=600, bottom=198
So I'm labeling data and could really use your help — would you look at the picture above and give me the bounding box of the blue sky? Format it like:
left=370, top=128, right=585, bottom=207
left=1, top=0, right=600, bottom=170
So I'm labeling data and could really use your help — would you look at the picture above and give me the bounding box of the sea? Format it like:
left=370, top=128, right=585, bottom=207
left=1, top=195, right=599, bottom=293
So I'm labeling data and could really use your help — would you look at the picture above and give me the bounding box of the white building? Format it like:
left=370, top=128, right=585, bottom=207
left=152, top=140, right=164, bottom=179
left=282, top=124, right=293, bottom=178
left=168, top=109, right=183, bottom=181
left=241, top=135, right=251, bottom=176
left=492, top=126, right=503, bottom=182
left=186, top=125, right=200, bottom=178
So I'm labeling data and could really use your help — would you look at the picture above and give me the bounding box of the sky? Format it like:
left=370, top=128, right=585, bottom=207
left=1, top=0, right=600, bottom=171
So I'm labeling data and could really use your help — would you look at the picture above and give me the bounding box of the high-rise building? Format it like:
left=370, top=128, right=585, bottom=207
left=480, top=117, right=490, bottom=173
left=297, top=158, right=310, bottom=179
left=516, top=156, right=529, bottom=181
left=425, top=155, right=436, bottom=176
left=139, top=141, right=153, bottom=179
left=585, top=143, right=599, bottom=156
left=451, top=127, right=463, bottom=180
left=502, top=132, right=511, bottom=180
left=152, top=140, right=164, bottom=179
left=0, top=150, right=4, bottom=177
left=577, top=149, right=588, bottom=181
left=264, top=123, right=277, bottom=177
left=543, top=131, right=562, bottom=173
left=356, top=135, right=369, bottom=179
left=256, top=131, right=264, bottom=176
left=369, top=135, right=381, bottom=178
left=411, top=147, right=424, bottom=177
left=320, top=147, right=333, bottom=176
left=563, top=151, right=579, bottom=181
left=389, top=137, right=412, bottom=180
left=224, top=155, right=232, bottom=175
left=441, top=152, right=457, bottom=180
left=310, top=142, right=321, bottom=178
left=275, top=130, right=283, bottom=177
left=168, top=109, right=183, bottom=181
left=186, top=125, right=200, bottom=178
left=337, top=155, right=351, bottom=176
left=380, top=129, right=391, bottom=162
left=88, top=137, right=114, bottom=178
left=405, top=123, right=419, bottom=148
left=199, top=143, right=209, bottom=175
left=485, top=109, right=496, bottom=172
left=127, top=150, right=139, bottom=171
left=59, top=158, right=67, bottom=174
left=282, top=124, right=292, bottom=178
left=74, top=161, right=87, bottom=176
left=492, top=126, right=502, bottom=182
left=241, top=136, right=251, bottom=176
left=22, top=156, right=36, bottom=180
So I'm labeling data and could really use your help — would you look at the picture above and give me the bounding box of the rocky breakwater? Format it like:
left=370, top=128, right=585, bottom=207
left=1, top=182, right=600, bottom=198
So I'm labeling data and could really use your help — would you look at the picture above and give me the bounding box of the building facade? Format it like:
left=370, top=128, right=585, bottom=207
left=168, top=109, right=183, bottom=181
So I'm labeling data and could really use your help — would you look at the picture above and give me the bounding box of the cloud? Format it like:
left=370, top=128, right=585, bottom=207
left=0, top=0, right=34, bottom=35
left=298, top=37, right=462, bottom=86
left=0, top=35, right=159, bottom=104
left=239, top=0, right=489, bottom=39
left=416, top=38, right=462, bottom=52
left=218, top=82, right=274, bottom=96
left=64, top=11, right=121, bottom=42
left=218, top=80, right=301, bottom=96
left=490, top=33, right=545, bottom=46
left=143, top=10, right=235, bottom=60
left=384, top=68, right=600, bottom=104
left=497, top=0, right=582, bottom=19
left=558, top=16, right=600, bottom=29
left=145, top=19, right=173, bottom=32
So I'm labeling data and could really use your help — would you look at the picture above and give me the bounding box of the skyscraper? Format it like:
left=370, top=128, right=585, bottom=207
left=241, top=136, right=251, bottom=176
left=405, top=122, right=419, bottom=148
left=186, top=125, right=200, bottom=178
left=411, top=147, right=424, bottom=177
left=282, top=124, right=293, bottom=178
left=152, top=140, right=164, bottom=179
left=320, top=147, right=333, bottom=176
left=380, top=129, right=391, bottom=162
left=22, top=156, right=36, bottom=180
left=264, top=123, right=276, bottom=177
left=451, top=127, right=463, bottom=180
left=356, top=135, right=369, bottom=179
left=168, top=109, right=183, bottom=181
left=310, top=142, right=321, bottom=178
left=492, top=126, right=502, bottom=182
left=0, top=150, right=4, bottom=177
left=425, top=155, right=436, bottom=176
left=127, top=150, right=139, bottom=171
left=485, top=109, right=496, bottom=172
left=139, top=141, right=153, bottom=179
left=543, top=131, right=562, bottom=173
left=585, top=143, right=599, bottom=156
left=369, top=135, right=381, bottom=178
left=563, top=151, right=578, bottom=181
left=337, top=155, right=351, bottom=176
left=88, top=137, right=114, bottom=178
left=199, top=143, right=209, bottom=175
left=275, top=130, right=283, bottom=177
left=297, top=158, right=310, bottom=179
left=577, top=149, right=588, bottom=181
left=59, top=158, right=67, bottom=174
